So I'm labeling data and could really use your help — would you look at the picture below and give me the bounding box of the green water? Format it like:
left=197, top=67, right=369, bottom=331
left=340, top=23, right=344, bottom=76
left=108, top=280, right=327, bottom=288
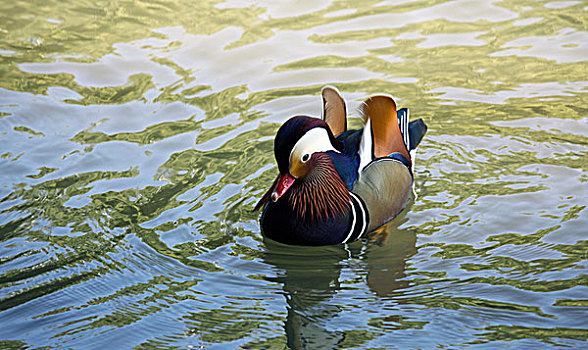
left=1, top=0, right=587, bottom=348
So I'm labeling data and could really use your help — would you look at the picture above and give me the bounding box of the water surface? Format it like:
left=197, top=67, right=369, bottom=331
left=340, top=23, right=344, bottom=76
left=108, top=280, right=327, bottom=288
left=1, top=0, right=587, bottom=348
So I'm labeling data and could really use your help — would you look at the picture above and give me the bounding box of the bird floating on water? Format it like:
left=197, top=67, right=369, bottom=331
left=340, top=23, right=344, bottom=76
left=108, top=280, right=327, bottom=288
left=255, top=86, right=427, bottom=246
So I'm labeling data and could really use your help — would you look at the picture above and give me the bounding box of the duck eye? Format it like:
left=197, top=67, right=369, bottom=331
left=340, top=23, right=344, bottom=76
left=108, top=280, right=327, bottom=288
left=301, top=153, right=310, bottom=162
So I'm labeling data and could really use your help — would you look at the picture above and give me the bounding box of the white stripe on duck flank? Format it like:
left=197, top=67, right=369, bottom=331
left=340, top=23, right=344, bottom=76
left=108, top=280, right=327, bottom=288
left=341, top=192, right=368, bottom=244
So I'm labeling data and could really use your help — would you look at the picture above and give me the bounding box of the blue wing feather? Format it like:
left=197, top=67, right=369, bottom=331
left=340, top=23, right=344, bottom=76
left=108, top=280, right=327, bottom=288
left=328, top=129, right=362, bottom=189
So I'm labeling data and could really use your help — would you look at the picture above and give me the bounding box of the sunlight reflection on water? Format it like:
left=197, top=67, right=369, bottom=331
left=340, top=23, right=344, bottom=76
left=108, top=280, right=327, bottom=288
left=0, top=0, right=587, bottom=348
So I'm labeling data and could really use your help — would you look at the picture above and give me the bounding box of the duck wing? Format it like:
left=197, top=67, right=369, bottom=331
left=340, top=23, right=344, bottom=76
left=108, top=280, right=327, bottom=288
left=361, top=95, right=410, bottom=159
left=353, top=95, right=421, bottom=231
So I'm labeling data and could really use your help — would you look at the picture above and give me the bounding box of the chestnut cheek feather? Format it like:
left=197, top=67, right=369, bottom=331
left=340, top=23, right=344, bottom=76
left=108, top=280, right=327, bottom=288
left=289, top=153, right=351, bottom=220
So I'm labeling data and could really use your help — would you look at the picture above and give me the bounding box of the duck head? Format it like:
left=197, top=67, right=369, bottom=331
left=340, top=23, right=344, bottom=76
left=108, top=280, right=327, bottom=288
left=256, top=115, right=350, bottom=219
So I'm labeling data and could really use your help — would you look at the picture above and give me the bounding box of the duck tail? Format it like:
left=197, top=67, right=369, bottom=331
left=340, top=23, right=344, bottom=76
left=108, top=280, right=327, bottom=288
left=408, top=118, right=427, bottom=151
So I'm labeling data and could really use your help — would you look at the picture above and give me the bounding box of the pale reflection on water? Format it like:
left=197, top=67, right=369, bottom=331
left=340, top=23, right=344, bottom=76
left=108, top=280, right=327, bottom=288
left=0, top=0, right=587, bottom=348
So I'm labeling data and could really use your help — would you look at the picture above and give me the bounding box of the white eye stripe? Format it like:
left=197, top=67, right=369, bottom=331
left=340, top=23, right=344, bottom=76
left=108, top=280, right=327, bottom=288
left=289, top=127, right=339, bottom=167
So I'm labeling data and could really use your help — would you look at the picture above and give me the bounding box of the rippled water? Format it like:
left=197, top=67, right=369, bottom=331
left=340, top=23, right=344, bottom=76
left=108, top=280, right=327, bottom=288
left=1, top=0, right=587, bottom=348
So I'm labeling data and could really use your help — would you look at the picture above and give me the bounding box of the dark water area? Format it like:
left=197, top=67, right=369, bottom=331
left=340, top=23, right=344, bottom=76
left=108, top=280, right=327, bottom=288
left=1, top=0, right=587, bottom=348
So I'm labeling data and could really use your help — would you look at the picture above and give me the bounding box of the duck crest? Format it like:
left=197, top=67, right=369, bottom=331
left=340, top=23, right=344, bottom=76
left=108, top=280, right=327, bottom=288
left=288, top=153, right=351, bottom=220
left=274, top=116, right=340, bottom=174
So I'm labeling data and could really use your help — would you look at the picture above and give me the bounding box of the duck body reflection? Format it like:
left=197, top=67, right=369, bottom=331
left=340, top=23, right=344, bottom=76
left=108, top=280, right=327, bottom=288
left=262, top=216, right=417, bottom=349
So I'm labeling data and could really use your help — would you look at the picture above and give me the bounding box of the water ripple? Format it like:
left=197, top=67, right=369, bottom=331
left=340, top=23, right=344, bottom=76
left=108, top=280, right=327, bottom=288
left=1, top=0, right=587, bottom=348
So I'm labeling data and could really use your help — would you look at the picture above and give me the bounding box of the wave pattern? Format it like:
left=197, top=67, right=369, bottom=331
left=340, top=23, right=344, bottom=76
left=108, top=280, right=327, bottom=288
left=0, top=0, right=587, bottom=348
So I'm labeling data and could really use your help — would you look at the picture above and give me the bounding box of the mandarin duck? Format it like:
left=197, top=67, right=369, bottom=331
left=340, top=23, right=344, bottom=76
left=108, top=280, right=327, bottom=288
left=255, top=86, right=427, bottom=246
